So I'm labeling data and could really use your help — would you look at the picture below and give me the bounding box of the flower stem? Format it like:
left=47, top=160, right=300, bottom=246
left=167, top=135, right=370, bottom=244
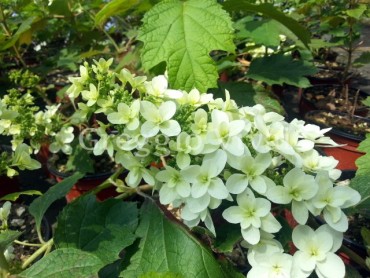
left=339, top=244, right=368, bottom=270
left=21, top=238, right=54, bottom=269
left=14, top=240, right=43, bottom=247
left=90, top=167, right=126, bottom=195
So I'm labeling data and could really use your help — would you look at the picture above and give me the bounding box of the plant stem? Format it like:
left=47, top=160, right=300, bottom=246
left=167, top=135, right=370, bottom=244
left=14, top=240, right=43, bottom=247
left=21, top=238, right=54, bottom=269
left=115, top=184, right=153, bottom=200
left=90, top=167, right=126, bottom=195
left=0, top=6, right=27, bottom=68
left=343, top=1, right=355, bottom=83
left=339, top=244, right=368, bottom=270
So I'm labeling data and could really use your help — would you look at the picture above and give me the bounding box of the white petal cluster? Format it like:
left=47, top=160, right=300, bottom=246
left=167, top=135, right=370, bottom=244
left=49, top=59, right=362, bottom=277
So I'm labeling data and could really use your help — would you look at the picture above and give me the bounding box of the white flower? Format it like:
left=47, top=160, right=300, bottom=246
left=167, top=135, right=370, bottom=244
left=247, top=251, right=293, bottom=278
left=191, top=109, right=209, bottom=137
left=117, top=68, right=146, bottom=91
left=181, top=205, right=217, bottom=235
left=115, top=152, right=155, bottom=188
left=252, top=115, right=295, bottom=156
left=307, top=171, right=361, bottom=232
left=107, top=99, right=140, bottom=130
left=144, top=75, right=183, bottom=99
left=169, top=132, right=203, bottom=169
left=266, top=168, right=318, bottom=224
left=156, top=166, right=191, bottom=205
left=81, top=83, right=99, bottom=107
left=178, top=88, right=213, bottom=107
left=92, top=58, right=113, bottom=73
left=49, top=126, right=75, bottom=155
left=207, top=109, right=245, bottom=155
left=222, top=190, right=281, bottom=245
left=140, top=100, right=181, bottom=138
left=301, top=149, right=341, bottom=180
left=182, top=150, right=229, bottom=200
left=226, top=153, right=272, bottom=194
left=67, top=65, right=89, bottom=99
left=93, top=124, right=115, bottom=157
left=292, top=224, right=345, bottom=278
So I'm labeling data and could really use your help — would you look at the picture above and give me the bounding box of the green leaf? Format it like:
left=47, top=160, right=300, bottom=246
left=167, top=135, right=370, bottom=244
left=235, top=18, right=282, bottom=47
left=54, top=195, right=138, bottom=265
left=353, top=52, right=370, bottom=67
left=0, top=16, right=36, bottom=51
left=0, top=230, right=22, bottom=252
left=0, top=190, right=42, bottom=201
left=120, top=199, right=243, bottom=278
left=140, top=272, right=184, bottom=278
left=253, top=91, right=286, bottom=115
left=95, top=0, right=140, bottom=26
left=223, top=1, right=311, bottom=48
left=19, top=248, right=104, bottom=278
left=138, top=0, right=235, bottom=92
left=65, top=144, right=94, bottom=174
left=345, top=4, right=367, bottom=19
left=363, top=96, right=370, bottom=107
left=246, top=54, right=317, bottom=87
left=211, top=81, right=256, bottom=107
left=28, top=172, right=84, bottom=233
left=351, top=134, right=370, bottom=210
left=213, top=221, right=242, bottom=253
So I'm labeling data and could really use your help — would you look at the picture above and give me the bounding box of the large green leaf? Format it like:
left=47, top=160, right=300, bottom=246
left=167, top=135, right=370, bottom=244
left=138, top=0, right=235, bottom=92
left=246, top=54, right=317, bottom=87
left=351, top=134, right=370, bottom=210
left=95, top=0, right=140, bottom=26
left=235, top=18, right=282, bottom=47
left=28, top=172, right=84, bottom=233
left=222, top=1, right=311, bottom=48
left=54, top=195, right=138, bottom=265
left=19, top=248, right=104, bottom=278
left=120, top=199, right=243, bottom=278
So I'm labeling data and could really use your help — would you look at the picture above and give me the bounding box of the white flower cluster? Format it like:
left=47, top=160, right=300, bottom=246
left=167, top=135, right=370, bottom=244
left=64, top=59, right=361, bottom=278
left=0, top=91, right=60, bottom=152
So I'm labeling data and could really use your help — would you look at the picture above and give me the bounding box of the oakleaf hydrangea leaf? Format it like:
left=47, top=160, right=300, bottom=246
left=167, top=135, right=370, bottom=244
left=120, top=199, right=243, bottom=278
left=19, top=248, right=104, bottom=278
left=138, top=0, right=235, bottom=92
left=246, top=54, right=317, bottom=88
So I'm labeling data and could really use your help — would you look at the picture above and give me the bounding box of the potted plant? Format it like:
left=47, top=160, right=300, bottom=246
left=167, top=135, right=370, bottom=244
left=298, top=0, right=370, bottom=115
left=0, top=58, right=366, bottom=277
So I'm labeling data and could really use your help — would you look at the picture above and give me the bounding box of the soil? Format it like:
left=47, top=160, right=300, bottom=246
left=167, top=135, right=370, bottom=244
left=0, top=201, right=50, bottom=272
left=303, top=85, right=369, bottom=114
left=305, top=110, right=370, bottom=138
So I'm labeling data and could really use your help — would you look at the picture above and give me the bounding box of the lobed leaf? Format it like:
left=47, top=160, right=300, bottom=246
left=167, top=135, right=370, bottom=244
left=19, top=248, right=104, bottom=278
left=246, top=54, right=316, bottom=87
left=54, top=195, right=138, bottom=265
left=138, top=0, right=235, bottom=92
left=120, top=199, right=243, bottom=278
